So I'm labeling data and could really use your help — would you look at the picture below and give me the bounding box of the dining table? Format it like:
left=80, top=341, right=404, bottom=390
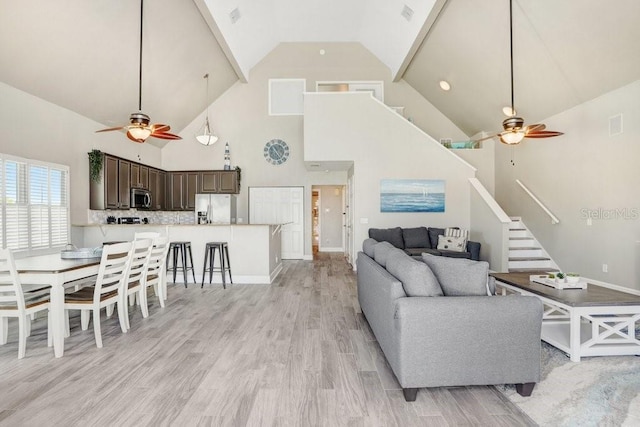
left=15, top=254, right=101, bottom=358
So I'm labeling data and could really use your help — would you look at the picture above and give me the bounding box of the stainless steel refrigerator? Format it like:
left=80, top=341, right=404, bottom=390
left=195, top=194, right=237, bottom=224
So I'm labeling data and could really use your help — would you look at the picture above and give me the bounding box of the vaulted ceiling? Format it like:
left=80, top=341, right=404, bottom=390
left=1, top=0, right=638, bottom=147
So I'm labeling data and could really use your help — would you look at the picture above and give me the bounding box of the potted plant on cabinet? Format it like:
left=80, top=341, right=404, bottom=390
left=88, top=149, right=104, bottom=183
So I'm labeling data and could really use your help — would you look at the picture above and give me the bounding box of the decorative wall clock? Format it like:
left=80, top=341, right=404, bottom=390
left=264, top=139, right=290, bottom=165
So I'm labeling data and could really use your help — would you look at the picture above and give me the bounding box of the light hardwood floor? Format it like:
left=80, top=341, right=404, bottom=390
left=0, top=253, right=535, bottom=426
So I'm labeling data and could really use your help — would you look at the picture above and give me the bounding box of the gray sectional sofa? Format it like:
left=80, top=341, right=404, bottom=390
left=357, top=238, right=543, bottom=401
left=368, top=226, right=481, bottom=260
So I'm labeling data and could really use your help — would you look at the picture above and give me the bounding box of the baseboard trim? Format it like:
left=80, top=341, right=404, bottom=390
left=318, top=247, right=344, bottom=252
left=583, top=277, right=640, bottom=296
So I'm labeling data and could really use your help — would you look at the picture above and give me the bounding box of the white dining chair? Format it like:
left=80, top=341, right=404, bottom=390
left=134, top=232, right=160, bottom=241
left=142, top=236, right=170, bottom=309
left=64, top=241, right=133, bottom=348
left=122, top=238, right=153, bottom=331
left=0, top=248, right=51, bottom=359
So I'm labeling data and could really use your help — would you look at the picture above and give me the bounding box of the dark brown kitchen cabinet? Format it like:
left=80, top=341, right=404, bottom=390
left=90, top=154, right=130, bottom=210
left=168, top=172, right=198, bottom=210
left=131, top=164, right=149, bottom=189
left=148, top=168, right=165, bottom=210
left=117, top=160, right=131, bottom=209
left=199, top=170, right=239, bottom=194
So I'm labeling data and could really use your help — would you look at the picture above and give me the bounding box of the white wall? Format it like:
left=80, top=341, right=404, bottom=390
left=455, top=139, right=496, bottom=196
left=304, top=92, right=476, bottom=262
left=495, top=80, right=640, bottom=291
left=0, top=82, right=162, bottom=225
left=162, top=42, right=468, bottom=257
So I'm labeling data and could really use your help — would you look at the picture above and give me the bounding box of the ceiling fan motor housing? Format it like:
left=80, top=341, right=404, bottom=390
left=129, top=112, right=150, bottom=126
left=502, top=116, right=524, bottom=131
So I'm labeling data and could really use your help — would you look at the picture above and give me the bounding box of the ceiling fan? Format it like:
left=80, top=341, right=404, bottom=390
left=96, top=0, right=181, bottom=143
left=475, top=0, right=563, bottom=145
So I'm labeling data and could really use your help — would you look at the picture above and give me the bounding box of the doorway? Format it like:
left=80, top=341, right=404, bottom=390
left=311, top=185, right=345, bottom=255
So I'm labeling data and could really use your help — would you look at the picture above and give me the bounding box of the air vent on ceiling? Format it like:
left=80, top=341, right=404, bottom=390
left=401, top=5, right=414, bottom=22
left=609, top=114, right=623, bottom=136
left=230, top=7, right=241, bottom=24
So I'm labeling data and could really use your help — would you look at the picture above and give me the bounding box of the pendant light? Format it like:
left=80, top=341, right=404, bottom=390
left=196, top=73, right=219, bottom=146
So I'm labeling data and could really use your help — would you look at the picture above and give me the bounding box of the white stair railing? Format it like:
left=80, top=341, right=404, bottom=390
left=516, top=179, right=560, bottom=225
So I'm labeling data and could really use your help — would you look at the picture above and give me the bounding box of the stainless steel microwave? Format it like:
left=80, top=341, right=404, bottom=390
left=131, top=188, right=152, bottom=209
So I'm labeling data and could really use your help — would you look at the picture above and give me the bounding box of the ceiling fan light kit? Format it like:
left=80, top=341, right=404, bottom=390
left=95, top=0, right=181, bottom=144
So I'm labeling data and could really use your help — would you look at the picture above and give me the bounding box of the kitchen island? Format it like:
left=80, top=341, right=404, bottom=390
left=72, top=224, right=283, bottom=284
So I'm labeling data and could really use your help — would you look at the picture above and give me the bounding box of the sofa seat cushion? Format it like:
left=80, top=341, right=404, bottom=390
left=369, top=227, right=404, bottom=249
left=421, top=253, right=489, bottom=296
left=404, top=247, right=438, bottom=257
left=438, top=250, right=471, bottom=259
left=387, top=251, right=443, bottom=297
left=373, top=241, right=404, bottom=268
left=402, top=227, right=430, bottom=249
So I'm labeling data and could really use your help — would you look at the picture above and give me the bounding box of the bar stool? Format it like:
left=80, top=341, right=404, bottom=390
left=166, top=241, right=195, bottom=287
left=201, top=242, right=232, bottom=289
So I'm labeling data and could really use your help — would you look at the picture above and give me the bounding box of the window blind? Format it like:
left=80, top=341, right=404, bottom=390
left=0, top=154, right=69, bottom=254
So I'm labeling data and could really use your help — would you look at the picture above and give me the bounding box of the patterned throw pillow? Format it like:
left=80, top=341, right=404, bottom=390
left=445, top=227, right=469, bottom=239
left=436, top=235, right=467, bottom=252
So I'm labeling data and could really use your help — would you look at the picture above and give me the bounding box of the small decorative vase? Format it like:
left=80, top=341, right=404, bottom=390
left=566, top=275, right=580, bottom=283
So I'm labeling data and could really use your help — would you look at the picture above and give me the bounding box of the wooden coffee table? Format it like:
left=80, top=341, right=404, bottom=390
left=491, top=272, right=640, bottom=362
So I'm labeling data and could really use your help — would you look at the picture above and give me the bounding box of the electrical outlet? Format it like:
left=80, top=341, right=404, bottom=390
left=602, top=264, right=608, bottom=273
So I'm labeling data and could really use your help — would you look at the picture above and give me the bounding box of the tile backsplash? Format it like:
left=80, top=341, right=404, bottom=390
left=87, top=210, right=195, bottom=225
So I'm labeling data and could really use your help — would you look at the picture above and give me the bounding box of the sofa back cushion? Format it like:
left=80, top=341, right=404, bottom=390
left=362, top=238, right=378, bottom=258
left=427, top=227, right=446, bottom=249
left=387, top=251, right=443, bottom=297
left=373, top=241, right=403, bottom=268
left=369, top=227, right=404, bottom=249
left=402, top=227, right=431, bottom=249
left=421, top=253, right=490, bottom=296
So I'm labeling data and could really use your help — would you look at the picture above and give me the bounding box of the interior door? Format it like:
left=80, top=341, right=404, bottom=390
left=249, top=187, right=304, bottom=259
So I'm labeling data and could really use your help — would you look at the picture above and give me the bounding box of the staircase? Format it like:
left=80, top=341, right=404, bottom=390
left=508, top=217, right=559, bottom=273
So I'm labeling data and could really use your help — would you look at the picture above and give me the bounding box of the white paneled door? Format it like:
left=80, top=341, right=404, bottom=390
left=249, top=187, right=304, bottom=259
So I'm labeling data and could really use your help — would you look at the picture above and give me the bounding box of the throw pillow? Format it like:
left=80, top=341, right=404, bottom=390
left=445, top=227, right=470, bottom=239
left=402, top=227, right=431, bottom=249
left=387, top=251, right=443, bottom=297
left=436, top=235, right=467, bottom=252
left=421, top=253, right=489, bottom=296
left=373, top=241, right=402, bottom=268
left=368, top=227, right=405, bottom=249
left=362, top=238, right=377, bottom=258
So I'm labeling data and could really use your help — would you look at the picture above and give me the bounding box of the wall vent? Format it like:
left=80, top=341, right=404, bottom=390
left=230, top=7, right=241, bottom=24
left=401, top=5, right=414, bottom=22
left=609, top=114, right=623, bottom=136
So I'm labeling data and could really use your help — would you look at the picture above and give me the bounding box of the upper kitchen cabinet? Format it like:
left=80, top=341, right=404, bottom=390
left=148, top=168, right=166, bottom=210
left=168, top=172, right=199, bottom=210
left=131, top=164, right=149, bottom=189
left=90, top=154, right=131, bottom=210
left=199, top=170, right=240, bottom=194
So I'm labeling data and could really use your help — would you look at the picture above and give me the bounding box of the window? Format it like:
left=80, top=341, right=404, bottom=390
left=0, top=154, right=69, bottom=254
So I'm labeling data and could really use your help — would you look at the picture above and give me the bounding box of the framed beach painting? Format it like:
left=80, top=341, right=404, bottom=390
left=380, top=179, right=445, bottom=213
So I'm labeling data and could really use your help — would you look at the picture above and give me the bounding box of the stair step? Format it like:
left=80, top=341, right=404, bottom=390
left=509, top=228, right=526, bottom=231
left=509, top=247, right=541, bottom=251
left=508, top=267, right=559, bottom=273
left=509, top=257, right=550, bottom=262
left=509, top=237, right=533, bottom=240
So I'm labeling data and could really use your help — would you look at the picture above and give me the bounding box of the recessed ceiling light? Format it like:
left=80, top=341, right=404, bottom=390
left=503, top=106, right=516, bottom=116
left=439, top=80, right=451, bottom=91
left=319, top=49, right=326, bottom=56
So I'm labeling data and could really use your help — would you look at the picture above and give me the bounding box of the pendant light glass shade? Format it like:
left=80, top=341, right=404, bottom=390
left=196, top=73, right=218, bottom=146
left=196, top=116, right=218, bottom=145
